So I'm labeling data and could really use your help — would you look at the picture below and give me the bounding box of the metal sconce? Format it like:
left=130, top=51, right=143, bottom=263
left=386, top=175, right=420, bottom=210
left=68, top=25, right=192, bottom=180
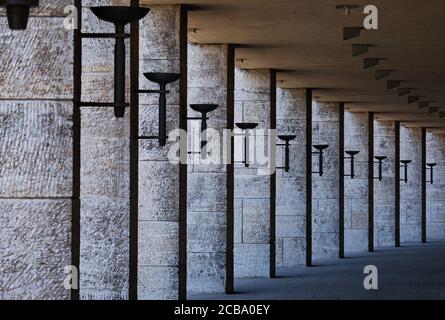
left=138, top=73, right=180, bottom=147
left=277, top=135, right=297, bottom=173
left=0, top=0, right=38, bottom=30
left=188, top=104, right=218, bottom=151
left=374, top=156, right=387, bottom=181
left=235, top=123, right=258, bottom=168
left=400, top=160, right=412, bottom=183
left=427, top=163, right=437, bottom=184
left=344, top=151, right=360, bottom=179
left=312, top=145, right=330, bottom=177
left=89, top=6, right=150, bottom=118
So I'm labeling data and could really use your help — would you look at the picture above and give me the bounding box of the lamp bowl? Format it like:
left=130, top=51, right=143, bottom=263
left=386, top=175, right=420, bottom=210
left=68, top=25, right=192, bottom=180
left=400, top=160, right=412, bottom=165
left=375, top=156, right=387, bottom=161
left=236, top=123, right=259, bottom=130
left=345, top=150, right=360, bottom=156
left=143, top=72, right=180, bottom=85
left=313, top=144, right=330, bottom=151
left=278, top=135, right=297, bottom=142
left=190, top=104, right=218, bottom=114
left=91, top=6, right=150, bottom=25
left=427, top=163, right=437, bottom=167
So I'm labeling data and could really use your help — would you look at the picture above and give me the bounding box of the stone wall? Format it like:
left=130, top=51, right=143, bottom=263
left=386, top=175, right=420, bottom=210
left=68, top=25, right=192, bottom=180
left=400, top=126, right=422, bottom=243
left=275, top=88, right=306, bottom=267
left=426, top=132, right=445, bottom=240
left=0, top=1, right=73, bottom=300
left=312, top=101, right=339, bottom=260
left=80, top=0, right=130, bottom=300
left=137, top=4, right=185, bottom=300
left=187, top=43, right=229, bottom=293
left=344, top=112, right=369, bottom=253
left=234, top=68, right=271, bottom=278
left=374, top=120, right=395, bottom=248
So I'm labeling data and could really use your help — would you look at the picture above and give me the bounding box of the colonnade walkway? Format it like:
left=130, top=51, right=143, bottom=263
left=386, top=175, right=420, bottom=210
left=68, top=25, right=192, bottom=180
left=190, top=241, right=445, bottom=300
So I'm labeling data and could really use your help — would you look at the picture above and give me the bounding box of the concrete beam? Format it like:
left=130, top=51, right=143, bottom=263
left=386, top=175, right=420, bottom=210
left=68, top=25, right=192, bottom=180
left=375, top=114, right=441, bottom=121
left=402, top=121, right=445, bottom=128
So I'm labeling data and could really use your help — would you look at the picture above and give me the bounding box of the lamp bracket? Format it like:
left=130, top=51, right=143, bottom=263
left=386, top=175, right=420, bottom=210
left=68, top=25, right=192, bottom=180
left=79, top=102, right=129, bottom=108
left=138, top=89, right=170, bottom=94
left=81, top=32, right=130, bottom=39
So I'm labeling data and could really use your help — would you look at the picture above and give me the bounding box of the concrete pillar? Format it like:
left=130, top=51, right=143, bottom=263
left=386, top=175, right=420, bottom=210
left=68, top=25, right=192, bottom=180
left=276, top=88, right=306, bottom=267
left=234, top=68, right=273, bottom=278
left=400, top=127, right=422, bottom=243
left=426, top=132, right=445, bottom=240
left=79, top=0, right=132, bottom=300
left=374, top=120, right=396, bottom=247
left=312, top=101, right=340, bottom=260
left=137, top=4, right=187, bottom=300
left=0, top=2, right=73, bottom=299
left=186, top=43, right=234, bottom=293
left=344, top=112, right=369, bottom=253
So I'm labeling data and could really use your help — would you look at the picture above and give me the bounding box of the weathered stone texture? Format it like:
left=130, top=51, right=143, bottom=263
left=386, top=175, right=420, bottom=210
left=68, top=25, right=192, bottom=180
left=0, top=200, right=71, bottom=300
left=138, top=267, right=178, bottom=300
left=139, top=161, right=179, bottom=221
left=234, top=244, right=269, bottom=278
left=0, top=18, right=73, bottom=100
left=186, top=43, right=229, bottom=293
left=80, top=199, right=129, bottom=300
left=276, top=88, right=306, bottom=267
left=426, top=132, right=445, bottom=240
left=138, top=5, right=183, bottom=300
left=344, top=112, right=369, bottom=253
left=0, top=0, right=73, bottom=300
left=79, top=0, right=131, bottom=300
left=312, top=101, right=340, bottom=260
left=400, top=127, right=422, bottom=243
left=234, top=68, right=271, bottom=278
left=374, top=120, right=396, bottom=247
left=0, top=102, right=73, bottom=197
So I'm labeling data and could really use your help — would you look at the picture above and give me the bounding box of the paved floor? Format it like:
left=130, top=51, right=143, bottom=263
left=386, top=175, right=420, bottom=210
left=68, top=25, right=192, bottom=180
left=190, top=241, right=445, bottom=300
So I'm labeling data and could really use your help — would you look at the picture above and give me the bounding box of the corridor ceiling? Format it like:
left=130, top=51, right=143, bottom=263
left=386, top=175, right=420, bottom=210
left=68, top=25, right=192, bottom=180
left=143, top=0, right=445, bottom=127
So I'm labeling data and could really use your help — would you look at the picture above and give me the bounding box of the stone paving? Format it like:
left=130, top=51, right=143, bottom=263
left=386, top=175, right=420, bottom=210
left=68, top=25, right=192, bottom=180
left=190, top=241, right=445, bottom=300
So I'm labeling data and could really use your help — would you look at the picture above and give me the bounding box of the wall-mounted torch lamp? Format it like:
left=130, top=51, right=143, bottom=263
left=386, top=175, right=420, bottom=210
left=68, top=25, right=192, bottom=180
left=312, top=145, right=330, bottom=177
left=188, top=104, right=218, bottom=151
left=374, top=156, right=387, bottom=181
left=344, top=151, right=360, bottom=179
left=235, top=123, right=258, bottom=168
left=90, top=6, right=149, bottom=118
left=277, top=135, right=297, bottom=173
left=138, top=72, right=180, bottom=147
left=427, top=163, right=437, bottom=184
left=0, top=0, right=38, bottom=30
left=400, top=160, right=412, bottom=183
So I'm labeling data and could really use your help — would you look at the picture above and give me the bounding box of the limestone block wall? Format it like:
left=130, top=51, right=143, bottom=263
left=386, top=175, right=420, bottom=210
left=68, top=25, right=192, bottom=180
left=400, top=126, right=422, bottom=243
left=275, top=88, right=306, bottom=267
left=80, top=0, right=130, bottom=300
left=187, top=43, right=230, bottom=293
left=0, top=1, right=73, bottom=300
left=374, top=120, right=396, bottom=248
left=312, top=101, right=339, bottom=260
left=137, top=5, right=185, bottom=300
left=234, top=68, right=271, bottom=278
left=344, top=112, right=369, bottom=253
left=426, top=132, right=445, bottom=240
